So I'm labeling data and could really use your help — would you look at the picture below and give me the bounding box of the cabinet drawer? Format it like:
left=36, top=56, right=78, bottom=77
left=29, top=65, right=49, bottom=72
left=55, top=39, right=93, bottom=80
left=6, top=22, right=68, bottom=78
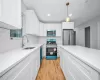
left=0, top=53, right=32, bottom=80
left=68, top=54, right=100, bottom=80
left=66, top=68, right=76, bottom=80
left=68, top=56, right=89, bottom=80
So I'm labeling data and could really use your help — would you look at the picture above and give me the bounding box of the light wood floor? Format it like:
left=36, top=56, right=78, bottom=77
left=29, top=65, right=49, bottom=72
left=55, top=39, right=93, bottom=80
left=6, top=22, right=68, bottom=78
left=36, top=58, right=65, bottom=80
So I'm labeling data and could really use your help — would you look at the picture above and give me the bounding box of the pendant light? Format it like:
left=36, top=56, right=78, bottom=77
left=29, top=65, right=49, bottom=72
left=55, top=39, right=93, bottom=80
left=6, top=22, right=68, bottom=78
left=66, top=2, right=71, bottom=22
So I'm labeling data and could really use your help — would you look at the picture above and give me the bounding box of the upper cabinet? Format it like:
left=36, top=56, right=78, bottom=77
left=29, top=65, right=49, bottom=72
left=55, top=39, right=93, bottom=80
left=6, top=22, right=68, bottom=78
left=39, top=22, right=45, bottom=36
left=23, top=10, right=39, bottom=35
left=43, top=23, right=62, bottom=36
left=62, top=22, right=74, bottom=29
left=0, top=0, right=22, bottom=29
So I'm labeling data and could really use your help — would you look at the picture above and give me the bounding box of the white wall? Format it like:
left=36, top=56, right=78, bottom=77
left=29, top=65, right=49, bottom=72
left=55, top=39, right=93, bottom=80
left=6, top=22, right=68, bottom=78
left=75, top=15, right=100, bottom=49
left=24, top=35, right=39, bottom=47
left=0, top=29, right=22, bottom=53
left=0, top=29, right=39, bottom=53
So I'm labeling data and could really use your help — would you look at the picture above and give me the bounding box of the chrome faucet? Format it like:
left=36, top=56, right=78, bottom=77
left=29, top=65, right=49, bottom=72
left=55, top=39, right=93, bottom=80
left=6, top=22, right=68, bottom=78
left=22, top=34, right=29, bottom=47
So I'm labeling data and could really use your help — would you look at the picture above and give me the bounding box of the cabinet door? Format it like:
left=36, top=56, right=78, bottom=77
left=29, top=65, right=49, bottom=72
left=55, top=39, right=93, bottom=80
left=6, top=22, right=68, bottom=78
left=39, top=22, right=44, bottom=36
left=60, top=47, right=100, bottom=80
left=57, top=46, right=60, bottom=57
left=56, top=25, right=61, bottom=36
left=67, top=56, right=82, bottom=80
left=60, top=47, right=75, bottom=80
left=59, top=47, right=64, bottom=70
left=29, top=57, right=39, bottom=80
left=0, top=48, right=40, bottom=80
left=69, top=54, right=100, bottom=80
left=0, top=0, right=22, bottom=29
left=63, top=51, right=73, bottom=79
left=31, top=50, right=40, bottom=80
left=66, top=68, right=76, bottom=80
left=14, top=59, right=34, bottom=80
left=0, top=55, right=31, bottom=80
left=13, top=53, right=40, bottom=80
left=62, top=22, right=74, bottom=29
left=23, top=10, right=39, bottom=35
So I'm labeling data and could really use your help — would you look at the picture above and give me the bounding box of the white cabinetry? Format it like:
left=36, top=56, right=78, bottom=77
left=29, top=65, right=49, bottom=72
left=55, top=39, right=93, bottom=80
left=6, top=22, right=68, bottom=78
left=59, top=47, right=100, bottom=80
left=0, top=47, right=40, bottom=80
left=0, top=0, right=22, bottom=29
left=43, top=23, right=61, bottom=36
left=62, top=22, right=74, bottom=29
left=23, top=10, right=39, bottom=35
left=39, top=22, right=44, bottom=36
left=39, top=23, right=62, bottom=36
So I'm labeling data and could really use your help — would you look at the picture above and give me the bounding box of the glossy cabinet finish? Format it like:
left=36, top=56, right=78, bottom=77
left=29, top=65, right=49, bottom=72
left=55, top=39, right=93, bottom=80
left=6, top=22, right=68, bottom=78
left=59, top=47, right=100, bottom=80
left=43, top=24, right=62, bottom=36
left=0, top=0, right=22, bottom=29
left=39, top=22, right=45, bottom=36
left=0, top=48, right=40, bottom=80
left=62, top=22, right=74, bottom=29
left=23, top=10, right=39, bottom=35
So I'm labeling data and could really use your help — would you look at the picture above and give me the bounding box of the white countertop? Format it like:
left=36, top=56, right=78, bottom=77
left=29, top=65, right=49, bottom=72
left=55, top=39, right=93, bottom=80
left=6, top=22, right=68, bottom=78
left=0, top=44, right=42, bottom=77
left=59, top=45, right=100, bottom=73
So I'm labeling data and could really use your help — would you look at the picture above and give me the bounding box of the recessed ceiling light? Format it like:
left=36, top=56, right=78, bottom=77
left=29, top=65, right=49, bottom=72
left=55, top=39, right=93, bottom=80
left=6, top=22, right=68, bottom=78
left=47, top=14, right=51, bottom=16
left=69, top=14, right=72, bottom=17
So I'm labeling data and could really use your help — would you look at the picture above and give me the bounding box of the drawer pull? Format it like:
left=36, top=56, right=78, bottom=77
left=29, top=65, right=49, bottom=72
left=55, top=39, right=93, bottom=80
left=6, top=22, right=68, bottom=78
left=69, top=56, right=91, bottom=74
left=68, top=56, right=92, bottom=80
left=13, top=60, right=31, bottom=80
left=68, top=69, right=76, bottom=80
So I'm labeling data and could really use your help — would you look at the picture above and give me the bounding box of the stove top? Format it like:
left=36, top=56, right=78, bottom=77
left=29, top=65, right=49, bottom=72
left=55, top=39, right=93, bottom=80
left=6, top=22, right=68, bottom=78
left=46, top=39, right=56, bottom=45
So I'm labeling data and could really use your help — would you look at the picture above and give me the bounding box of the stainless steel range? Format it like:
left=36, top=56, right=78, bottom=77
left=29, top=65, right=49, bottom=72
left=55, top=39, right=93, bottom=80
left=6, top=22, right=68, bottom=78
left=46, top=39, right=57, bottom=60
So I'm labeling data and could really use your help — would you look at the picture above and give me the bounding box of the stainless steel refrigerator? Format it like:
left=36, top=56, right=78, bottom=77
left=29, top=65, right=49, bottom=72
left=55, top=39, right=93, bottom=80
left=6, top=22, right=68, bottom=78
left=63, top=29, right=75, bottom=45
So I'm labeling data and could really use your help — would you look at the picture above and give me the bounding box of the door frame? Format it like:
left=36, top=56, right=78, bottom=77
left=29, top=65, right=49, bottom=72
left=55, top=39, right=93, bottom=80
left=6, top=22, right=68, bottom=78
left=85, top=26, right=90, bottom=48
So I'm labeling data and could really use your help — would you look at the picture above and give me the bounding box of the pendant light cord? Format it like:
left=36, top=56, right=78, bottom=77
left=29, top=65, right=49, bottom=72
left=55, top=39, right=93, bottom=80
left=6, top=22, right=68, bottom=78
left=66, top=2, right=69, bottom=17
left=67, top=5, right=68, bottom=17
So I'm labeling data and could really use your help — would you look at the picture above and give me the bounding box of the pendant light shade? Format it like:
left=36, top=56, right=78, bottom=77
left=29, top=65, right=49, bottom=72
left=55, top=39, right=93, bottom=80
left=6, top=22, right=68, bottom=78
left=66, top=17, right=70, bottom=22
left=66, top=2, right=71, bottom=22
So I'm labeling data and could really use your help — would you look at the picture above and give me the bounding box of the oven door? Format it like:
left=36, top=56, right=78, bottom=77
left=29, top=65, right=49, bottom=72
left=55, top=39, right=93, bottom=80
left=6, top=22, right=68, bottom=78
left=46, top=48, right=57, bottom=52
left=46, top=48, right=57, bottom=56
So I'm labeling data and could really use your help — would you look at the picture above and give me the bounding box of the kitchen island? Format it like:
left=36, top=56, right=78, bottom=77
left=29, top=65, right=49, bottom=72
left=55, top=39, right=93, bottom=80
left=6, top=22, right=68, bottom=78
left=58, top=45, right=100, bottom=80
left=0, top=44, right=43, bottom=80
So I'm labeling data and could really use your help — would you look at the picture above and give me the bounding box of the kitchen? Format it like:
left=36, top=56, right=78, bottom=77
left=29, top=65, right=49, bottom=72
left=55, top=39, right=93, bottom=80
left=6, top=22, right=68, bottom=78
left=0, top=0, right=100, bottom=80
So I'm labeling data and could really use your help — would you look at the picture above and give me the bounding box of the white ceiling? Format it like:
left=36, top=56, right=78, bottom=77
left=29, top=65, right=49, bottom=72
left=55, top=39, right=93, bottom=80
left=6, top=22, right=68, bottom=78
left=23, top=0, right=100, bottom=26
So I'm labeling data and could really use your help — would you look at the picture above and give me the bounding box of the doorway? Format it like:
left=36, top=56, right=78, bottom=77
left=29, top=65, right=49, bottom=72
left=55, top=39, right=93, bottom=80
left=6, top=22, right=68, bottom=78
left=74, top=31, right=76, bottom=45
left=85, top=27, right=90, bottom=48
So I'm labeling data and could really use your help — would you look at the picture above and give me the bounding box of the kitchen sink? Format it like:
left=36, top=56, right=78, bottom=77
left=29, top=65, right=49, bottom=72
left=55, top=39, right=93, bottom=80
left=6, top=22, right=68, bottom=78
left=23, top=47, right=35, bottom=49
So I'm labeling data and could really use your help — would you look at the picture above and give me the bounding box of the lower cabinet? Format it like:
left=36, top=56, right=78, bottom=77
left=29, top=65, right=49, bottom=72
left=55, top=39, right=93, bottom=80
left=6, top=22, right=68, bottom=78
left=0, top=48, right=40, bottom=80
left=59, top=47, right=100, bottom=80
left=14, top=56, right=39, bottom=80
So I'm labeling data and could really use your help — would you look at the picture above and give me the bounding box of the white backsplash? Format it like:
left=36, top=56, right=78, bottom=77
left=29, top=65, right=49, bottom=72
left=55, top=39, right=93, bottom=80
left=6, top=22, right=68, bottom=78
left=23, top=34, right=39, bottom=47
left=0, top=28, right=22, bottom=53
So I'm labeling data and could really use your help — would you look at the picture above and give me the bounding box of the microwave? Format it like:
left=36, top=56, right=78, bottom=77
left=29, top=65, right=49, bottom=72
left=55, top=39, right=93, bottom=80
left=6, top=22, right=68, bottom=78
left=47, top=30, right=56, bottom=37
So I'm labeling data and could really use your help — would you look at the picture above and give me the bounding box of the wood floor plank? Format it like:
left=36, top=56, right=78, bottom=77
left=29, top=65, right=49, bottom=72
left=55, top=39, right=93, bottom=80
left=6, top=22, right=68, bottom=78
left=36, top=58, right=66, bottom=80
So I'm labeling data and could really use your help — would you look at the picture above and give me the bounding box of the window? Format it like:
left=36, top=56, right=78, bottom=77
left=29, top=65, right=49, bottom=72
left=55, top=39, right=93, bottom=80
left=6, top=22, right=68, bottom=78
left=10, top=29, right=22, bottom=38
